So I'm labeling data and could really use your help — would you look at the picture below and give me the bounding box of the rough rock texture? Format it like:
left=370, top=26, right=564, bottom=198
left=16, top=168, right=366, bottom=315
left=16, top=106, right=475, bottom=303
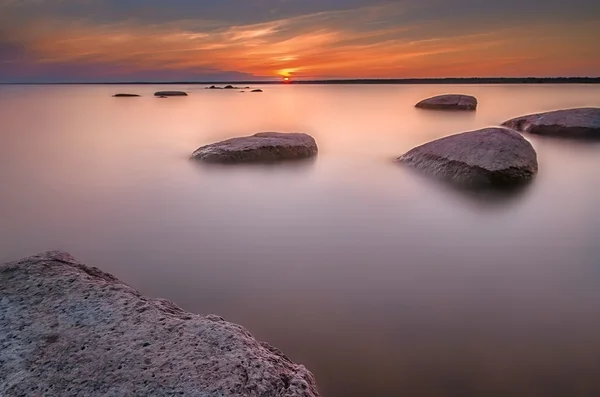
left=398, top=127, right=538, bottom=188
left=415, top=94, right=477, bottom=110
left=251, top=89, right=263, bottom=93
left=153, top=91, right=188, bottom=97
left=502, top=107, right=600, bottom=139
left=0, top=251, right=319, bottom=397
left=191, top=132, right=318, bottom=163
left=113, top=93, right=140, bottom=97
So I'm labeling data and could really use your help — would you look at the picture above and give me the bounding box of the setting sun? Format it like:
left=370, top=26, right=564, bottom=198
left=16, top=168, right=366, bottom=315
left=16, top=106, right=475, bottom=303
left=283, top=76, right=290, bottom=83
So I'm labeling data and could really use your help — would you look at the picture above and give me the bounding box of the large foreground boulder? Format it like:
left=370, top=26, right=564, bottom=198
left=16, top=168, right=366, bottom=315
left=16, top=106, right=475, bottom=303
left=502, top=107, right=600, bottom=139
left=415, top=94, right=477, bottom=111
left=154, top=91, right=188, bottom=97
left=191, top=132, right=318, bottom=163
left=0, top=251, right=319, bottom=397
left=398, top=127, right=538, bottom=188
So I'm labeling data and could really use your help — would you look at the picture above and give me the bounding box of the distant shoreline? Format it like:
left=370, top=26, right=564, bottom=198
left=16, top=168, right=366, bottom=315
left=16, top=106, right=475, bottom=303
left=2, top=77, right=600, bottom=85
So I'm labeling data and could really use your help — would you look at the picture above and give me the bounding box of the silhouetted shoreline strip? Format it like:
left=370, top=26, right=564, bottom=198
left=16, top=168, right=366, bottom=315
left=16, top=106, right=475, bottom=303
left=2, top=77, right=600, bottom=85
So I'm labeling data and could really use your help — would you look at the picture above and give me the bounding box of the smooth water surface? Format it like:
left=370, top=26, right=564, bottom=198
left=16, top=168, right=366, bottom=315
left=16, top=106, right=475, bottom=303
left=2, top=84, right=600, bottom=396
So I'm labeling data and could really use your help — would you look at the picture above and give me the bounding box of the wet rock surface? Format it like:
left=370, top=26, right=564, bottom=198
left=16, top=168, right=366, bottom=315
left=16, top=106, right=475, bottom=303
left=191, top=132, right=318, bottom=163
left=502, top=107, right=600, bottom=139
left=398, top=127, right=538, bottom=188
left=0, top=251, right=319, bottom=397
left=415, top=94, right=477, bottom=110
left=153, top=91, right=188, bottom=97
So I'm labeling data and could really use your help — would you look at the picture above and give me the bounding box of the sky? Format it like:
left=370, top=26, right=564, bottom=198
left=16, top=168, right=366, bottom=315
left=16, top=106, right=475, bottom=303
left=0, top=0, right=599, bottom=82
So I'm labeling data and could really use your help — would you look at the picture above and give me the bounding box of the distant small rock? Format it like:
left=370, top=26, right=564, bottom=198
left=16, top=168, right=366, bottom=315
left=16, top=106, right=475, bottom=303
left=398, top=127, right=538, bottom=188
left=251, top=89, right=263, bottom=93
left=0, top=251, right=319, bottom=397
left=191, top=132, right=318, bottom=163
left=240, top=91, right=245, bottom=93
left=415, top=94, right=477, bottom=111
left=224, top=85, right=235, bottom=89
left=153, top=91, right=188, bottom=97
left=207, top=85, right=222, bottom=89
left=502, top=107, right=600, bottom=139
left=113, top=93, right=140, bottom=97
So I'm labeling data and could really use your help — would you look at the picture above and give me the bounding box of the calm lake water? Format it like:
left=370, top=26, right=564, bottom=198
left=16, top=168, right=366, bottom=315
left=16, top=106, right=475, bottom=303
left=2, top=84, right=600, bottom=396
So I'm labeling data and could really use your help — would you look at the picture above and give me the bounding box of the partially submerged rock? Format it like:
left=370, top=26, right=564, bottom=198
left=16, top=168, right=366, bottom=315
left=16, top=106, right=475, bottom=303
left=207, top=85, right=222, bottom=90
left=251, top=89, right=264, bottom=93
left=191, top=132, right=318, bottom=163
left=224, top=85, right=236, bottom=89
left=113, top=93, right=140, bottom=97
left=398, top=127, right=538, bottom=188
left=153, top=91, right=188, bottom=97
left=415, top=94, right=477, bottom=111
left=0, top=251, right=319, bottom=397
left=502, top=107, right=600, bottom=139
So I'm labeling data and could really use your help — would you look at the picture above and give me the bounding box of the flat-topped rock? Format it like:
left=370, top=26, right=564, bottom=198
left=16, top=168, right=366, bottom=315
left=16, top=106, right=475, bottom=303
left=153, top=91, right=188, bottom=97
left=398, top=127, right=538, bottom=188
left=112, top=93, right=140, bottom=97
left=251, top=89, right=263, bottom=93
left=191, top=132, right=318, bottom=163
left=415, top=94, right=477, bottom=111
left=502, top=107, right=600, bottom=139
left=0, top=251, right=319, bottom=397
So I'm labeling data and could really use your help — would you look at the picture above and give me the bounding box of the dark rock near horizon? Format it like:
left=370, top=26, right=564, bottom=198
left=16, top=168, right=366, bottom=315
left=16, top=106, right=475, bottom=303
left=415, top=94, right=477, bottom=111
left=0, top=251, right=320, bottom=397
left=398, top=127, right=538, bottom=188
left=207, top=85, right=222, bottom=89
left=502, top=107, right=600, bottom=139
left=112, top=93, right=140, bottom=97
left=251, top=89, right=263, bottom=93
left=153, top=91, right=188, bottom=97
left=191, top=132, right=318, bottom=163
left=224, top=85, right=236, bottom=89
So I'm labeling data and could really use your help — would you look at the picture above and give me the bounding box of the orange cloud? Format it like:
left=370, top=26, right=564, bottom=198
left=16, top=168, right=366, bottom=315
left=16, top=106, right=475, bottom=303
left=1, top=2, right=599, bottom=79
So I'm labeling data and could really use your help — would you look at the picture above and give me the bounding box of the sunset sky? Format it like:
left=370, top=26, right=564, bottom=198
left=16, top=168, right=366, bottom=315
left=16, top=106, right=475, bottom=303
left=1, top=0, right=599, bottom=82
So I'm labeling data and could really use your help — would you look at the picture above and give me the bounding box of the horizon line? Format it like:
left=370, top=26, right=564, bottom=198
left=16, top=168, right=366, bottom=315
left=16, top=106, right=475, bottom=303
left=2, top=77, right=600, bottom=85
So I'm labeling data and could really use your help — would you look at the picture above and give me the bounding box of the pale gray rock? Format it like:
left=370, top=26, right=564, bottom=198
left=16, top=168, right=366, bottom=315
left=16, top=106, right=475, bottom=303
left=0, top=251, right=319, bottom=397
left=415, top=94, right=477, bottom=110
left=502, top=107, right=600, bottom=139
left=398, top=127, right=538, bottom=187
left=191, top=132, right=318, bottom=163
left=153, top=91, right=188, bottom=97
